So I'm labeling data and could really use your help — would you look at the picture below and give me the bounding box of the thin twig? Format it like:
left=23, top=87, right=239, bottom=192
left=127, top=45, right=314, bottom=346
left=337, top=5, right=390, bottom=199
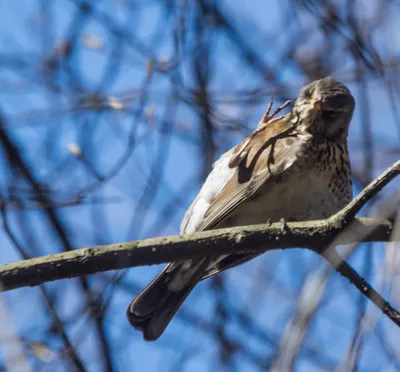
left=262, top=99, right=293, bottom=123
left=260, top=99, right=274, bottom=125
left=323, top=249, right=400, bottom=326
left=228, top=99, right=293, bottom=168
left=335, top=159, right=400, bottom=223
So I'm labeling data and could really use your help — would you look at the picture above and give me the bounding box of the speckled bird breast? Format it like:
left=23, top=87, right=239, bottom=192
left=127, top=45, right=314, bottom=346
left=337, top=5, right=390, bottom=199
left=219, top=141, right=352, bottom=227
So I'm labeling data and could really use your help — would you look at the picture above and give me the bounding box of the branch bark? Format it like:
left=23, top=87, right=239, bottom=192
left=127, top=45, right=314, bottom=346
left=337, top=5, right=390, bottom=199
left=0, top=216, right=394, bottom=292
left=0, top=161, right=399, bottom=325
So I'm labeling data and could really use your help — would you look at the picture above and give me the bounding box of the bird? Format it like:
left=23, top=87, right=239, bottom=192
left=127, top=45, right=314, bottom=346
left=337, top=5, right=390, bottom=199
left=127, top=77, right=355, bottom=341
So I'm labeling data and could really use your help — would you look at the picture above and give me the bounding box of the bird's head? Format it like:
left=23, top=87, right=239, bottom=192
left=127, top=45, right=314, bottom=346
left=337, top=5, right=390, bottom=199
left=292, top=77, right=355, bottom=142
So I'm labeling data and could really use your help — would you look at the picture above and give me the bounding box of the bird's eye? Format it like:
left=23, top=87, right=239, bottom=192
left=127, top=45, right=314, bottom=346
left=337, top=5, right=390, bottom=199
left=322, top=109, right=338, bottom=122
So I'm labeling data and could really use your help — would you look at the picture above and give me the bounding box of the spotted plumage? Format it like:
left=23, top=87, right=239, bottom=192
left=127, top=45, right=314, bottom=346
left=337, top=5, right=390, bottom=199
left=127, top=77, right=355, bottom=341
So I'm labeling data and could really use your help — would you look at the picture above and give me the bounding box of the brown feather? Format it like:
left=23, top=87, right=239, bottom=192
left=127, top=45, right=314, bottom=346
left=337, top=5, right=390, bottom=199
left=198, top=115, right=306, bottom=231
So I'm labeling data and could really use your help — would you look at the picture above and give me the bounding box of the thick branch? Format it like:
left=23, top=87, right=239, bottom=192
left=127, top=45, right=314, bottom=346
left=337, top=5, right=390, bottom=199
left=0, top=217, right=394, bottom=292
left=0, top=159, right=399, bottom=334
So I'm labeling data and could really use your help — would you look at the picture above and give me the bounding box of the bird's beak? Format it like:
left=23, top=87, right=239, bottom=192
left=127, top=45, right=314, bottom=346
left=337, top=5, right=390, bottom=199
left=311, top=98, right=323, bottom=111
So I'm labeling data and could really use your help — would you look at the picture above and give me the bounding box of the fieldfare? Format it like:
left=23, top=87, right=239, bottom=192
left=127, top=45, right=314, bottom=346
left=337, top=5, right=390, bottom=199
left=127, top=77, right=355, bottom=341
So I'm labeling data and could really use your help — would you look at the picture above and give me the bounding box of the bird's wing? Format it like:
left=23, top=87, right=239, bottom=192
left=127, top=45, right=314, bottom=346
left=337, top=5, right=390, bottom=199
left=180, top=148, right=237, bottom=234
left=181, top=115, right=310, bottom=234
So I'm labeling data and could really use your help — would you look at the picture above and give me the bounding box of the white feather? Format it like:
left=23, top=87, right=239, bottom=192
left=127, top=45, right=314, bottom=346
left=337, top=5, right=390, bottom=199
left=180, top=148, right=236, bottom=234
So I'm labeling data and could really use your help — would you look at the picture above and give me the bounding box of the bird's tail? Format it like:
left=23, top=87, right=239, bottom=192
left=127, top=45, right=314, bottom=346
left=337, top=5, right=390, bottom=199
left=127, top=258, right=209, bottom=341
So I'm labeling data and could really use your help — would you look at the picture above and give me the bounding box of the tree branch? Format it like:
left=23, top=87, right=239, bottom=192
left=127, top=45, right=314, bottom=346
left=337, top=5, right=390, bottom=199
left=0, top=161, right=399, bottom=326
left=0, top=216, right=394, bottom=292
left=323, top=249, right=400, bottom=327
left=336, top=159, right=400, bottom=223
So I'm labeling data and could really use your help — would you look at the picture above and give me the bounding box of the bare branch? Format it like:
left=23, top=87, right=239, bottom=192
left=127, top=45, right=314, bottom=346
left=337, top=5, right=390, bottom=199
left=0, top=160, right=398, bottom=333
left=323, top=250, right=400, bottom=327
left=0, top=216, right=394, bottom=292
left=337, top=159, right=400, bottom=223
